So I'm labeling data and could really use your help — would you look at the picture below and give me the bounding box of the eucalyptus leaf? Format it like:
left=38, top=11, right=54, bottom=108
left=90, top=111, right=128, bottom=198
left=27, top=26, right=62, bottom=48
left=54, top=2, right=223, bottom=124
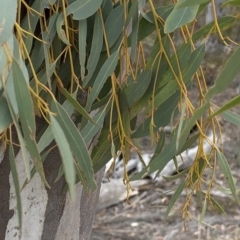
left=0, top=0, right=17, bottom=44
left=50, top=115, right=76, bottom=199
left=206, top=46, right=240, bottom=100
left=177, top=0, right=210, bottom=8
left=217, top=150, right=240, bottom=204
left=84, top=12, right=103, bottom=87
left=164, top=0, right=199, bottom=33
left=9, top=143, right=22, bottom=229
left=86, top=50, right=119, bottom=111
left=104, top=4, right=124, bottom=49
left=51, top=100, right=96, bottom=192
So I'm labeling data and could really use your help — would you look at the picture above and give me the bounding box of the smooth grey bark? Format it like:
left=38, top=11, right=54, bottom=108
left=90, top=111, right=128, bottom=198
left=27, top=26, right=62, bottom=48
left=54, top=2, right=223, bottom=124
left=0, top=118, right=104, bottom=240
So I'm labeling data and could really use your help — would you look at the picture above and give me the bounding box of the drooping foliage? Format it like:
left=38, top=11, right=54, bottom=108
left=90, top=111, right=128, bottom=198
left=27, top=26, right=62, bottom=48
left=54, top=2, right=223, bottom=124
left=1, top=0, right=240, bottom=227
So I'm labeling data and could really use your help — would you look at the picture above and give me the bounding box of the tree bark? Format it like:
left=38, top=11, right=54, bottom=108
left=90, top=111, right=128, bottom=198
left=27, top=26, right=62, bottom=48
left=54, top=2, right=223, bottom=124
left=0, top=126, right=104, bottom=240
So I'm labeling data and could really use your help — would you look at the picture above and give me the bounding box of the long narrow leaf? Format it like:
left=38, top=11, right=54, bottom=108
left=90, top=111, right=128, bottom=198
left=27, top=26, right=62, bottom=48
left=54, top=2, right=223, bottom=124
left=165, top=180, right=186, bottom=219
left=51, top=100, right=96, bottom=191
left=50, top=115, right=76, bottom=199
left=217, top=150, right=240, bottom=204
left=85, top=50, right=119, bottom=111
left=61, top=88, right=96, bottom=124
left=9, top=142, right=22, bottom=229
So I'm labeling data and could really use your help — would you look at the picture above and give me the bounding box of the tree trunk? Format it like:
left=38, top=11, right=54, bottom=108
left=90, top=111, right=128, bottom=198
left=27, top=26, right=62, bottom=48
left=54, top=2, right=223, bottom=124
left=0, top=127, right=104, bottom=240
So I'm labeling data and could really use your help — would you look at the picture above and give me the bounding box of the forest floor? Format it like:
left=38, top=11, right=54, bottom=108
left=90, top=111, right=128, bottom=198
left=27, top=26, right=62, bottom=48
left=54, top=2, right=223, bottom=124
left=91, top=54, right=240, bottom=240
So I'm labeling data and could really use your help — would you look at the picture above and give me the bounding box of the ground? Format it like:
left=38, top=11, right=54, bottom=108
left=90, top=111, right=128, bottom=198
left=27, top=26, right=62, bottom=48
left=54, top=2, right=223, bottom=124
left=91, top=53, right=240, bottom=240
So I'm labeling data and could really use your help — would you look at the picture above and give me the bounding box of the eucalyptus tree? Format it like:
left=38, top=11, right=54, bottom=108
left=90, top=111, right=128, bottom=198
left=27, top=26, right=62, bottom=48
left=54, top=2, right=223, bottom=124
left=0, top=0, right=240, bottom=239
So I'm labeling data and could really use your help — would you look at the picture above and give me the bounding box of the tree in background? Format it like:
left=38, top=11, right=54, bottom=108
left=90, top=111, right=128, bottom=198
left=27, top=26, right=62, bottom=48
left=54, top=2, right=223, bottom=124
left=0, top=0, right=240, bottom=239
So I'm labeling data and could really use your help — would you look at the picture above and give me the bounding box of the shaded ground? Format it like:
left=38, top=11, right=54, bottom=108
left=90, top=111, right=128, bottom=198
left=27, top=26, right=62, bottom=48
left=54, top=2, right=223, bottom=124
left=91, top=61, right=240, bottom=240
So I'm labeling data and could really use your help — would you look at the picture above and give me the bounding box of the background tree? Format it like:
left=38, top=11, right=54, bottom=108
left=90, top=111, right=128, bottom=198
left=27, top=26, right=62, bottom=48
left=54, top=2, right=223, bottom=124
left=0, top=0, right=240, bottom=239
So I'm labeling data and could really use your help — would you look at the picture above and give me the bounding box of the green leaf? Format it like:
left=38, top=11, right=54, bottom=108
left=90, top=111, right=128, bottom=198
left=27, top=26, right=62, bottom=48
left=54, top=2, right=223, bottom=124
left=177, top=133, right=199, bottom=155
left=0, top=0, right=17, bottom=44
left=21, top=0, right=43, bottom=55
left=79, top=19, right=87, bottom=80
left=222, top=0, right=240, bottom=7
left=12, top=59, right=35, bottom=137
left=130, top=3, right=139, bottom=62
left=138, top=0, right=153, bottom=23
left=177, top=0, right=210, bottom=8
left=9, top=142, right=22, bottom=229
left=11, top=59, right=52, bottom=188
left=56, top=0, right=102, bottom=44
left=11, top=59, right=50, bottom=188
left=50, top=115, right=76, bottom=199
left=104, top=4, right=124, bottom=49
left=221, top=110, right=240, bottom=127
left=199, top=197, right=207, bottom=223
left=191, top=157, right=205, bottom=183
left=124, top=70, right=152, bottom=107
left=162, top=167, right=190, bottom=181
left=84, top=12, right=103, bottom=87
left=37, top=95, right=76, bottom=153
left=178, top=103, right=210, bottom=150
left=192, top=16, right=235, bottom=42
left=132, top=92, right=179, bottom=138
left=4, top=92, right=31, bottom=182
left=80, top=110, right=106, bottom=143
left=92, top=128, right=120, bottom=173
left=85, top=50, right=119, bottom=111
left=206, top=46, right=240, bottom=100
left=152, top=128, right=166, bottom=158
left=217, top=150, right=240, bottom=204
left=51, top=101, right=96, bottom=192
left=209, top=195, right=227, bottom=215
left=144, top=43, right=196, bottom=115
left=165, top=180, right=186, bottom=219
left=21, top=148, right=51, bottom=190
left=210, top=95, right=240, bottom=118
left=164, top=0, right=199, bottom=33
left=30, top=13, right=58, bottom=77
left=60, top=88, right=96, bottom=124
left=0, top=96, right=12, bottom=133
left=130, top=134, right=178, bottom=181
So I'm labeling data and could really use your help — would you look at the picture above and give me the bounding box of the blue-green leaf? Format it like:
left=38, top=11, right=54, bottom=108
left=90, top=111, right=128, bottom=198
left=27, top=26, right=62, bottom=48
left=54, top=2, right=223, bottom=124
left=164, top=0, right=199, bottom=33
left=50, top=115, right=76, bottom=199
left=85, top=50, right=119, bottom=111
